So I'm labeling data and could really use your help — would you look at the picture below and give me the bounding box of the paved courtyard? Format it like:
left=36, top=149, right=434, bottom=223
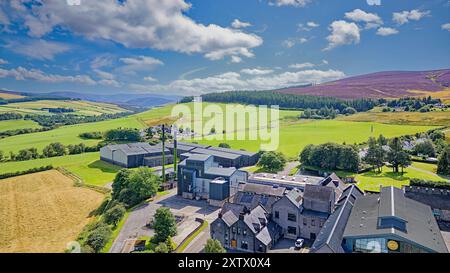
left=109, top=190, right=220, bottom=253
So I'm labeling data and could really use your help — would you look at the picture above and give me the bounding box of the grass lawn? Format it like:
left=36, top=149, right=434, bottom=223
left=0, top=152, right=121, bottom=186
left=355, top=164, right=445, bottom=192
left=192, top=120, right=437, bottom=159
left=0, top=119, right=41, bottom=131
left=411, top=161, right=438, bottom=173
left=0, top=170, right=104, bottom=253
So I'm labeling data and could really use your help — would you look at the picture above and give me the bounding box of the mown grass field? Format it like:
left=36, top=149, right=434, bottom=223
left=0, top=153, right=121, bottom=186
left=191, top=120, right=437, bottom=158
left=355, top=162, right=447, bottom=192
left=0, top=100, right=129, bottom=116
left=337, top=110, right=450, bottom=126
left=0, top=119, right=41, bottom=131
left=0, top=92, right=25, bottom=99
left=0, top=170, right=104, bottom=253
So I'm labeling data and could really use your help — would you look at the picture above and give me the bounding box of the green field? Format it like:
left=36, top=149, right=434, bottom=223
left=355, top=162, right=447, bottom=192
left=0, top=152, right=121, bottom=186
left=0, top=100, right=129, bottom=116
left=0, top=119, right=41, bottom=132
left=191, top=119, right=437, bottom=158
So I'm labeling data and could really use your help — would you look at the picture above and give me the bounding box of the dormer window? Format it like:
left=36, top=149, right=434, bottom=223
left=378, top=217, right=407, bottom=232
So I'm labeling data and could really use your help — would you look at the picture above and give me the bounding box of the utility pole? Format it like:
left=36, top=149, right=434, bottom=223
left=162, top=124, right=166, bottom=183
left=173, top=126, right=178, bottom=180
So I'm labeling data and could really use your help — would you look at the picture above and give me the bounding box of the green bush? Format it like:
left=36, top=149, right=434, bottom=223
left=0, top=165, right=53, bottom=180
left=410, top=178, right=450, bottom=190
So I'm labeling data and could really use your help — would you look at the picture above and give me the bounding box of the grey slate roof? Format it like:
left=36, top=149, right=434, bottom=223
left=105, top=142, right=168, bottom=156
left=311, top=185, right=364, bottom=253
left=285, top=188, right=303, bottom=208
left=320, top=173, right=347, bottom=199
left=343, top=186, right=448, bottom=253
left=191, top=147, right=241, bottom=160
left=205, top=167, right=237, bottom=177
left=404, top=186, right=450, bottom=210
left=208, top=146, right=258, bottom=157
left=239, top=183, right=286, bottom=197
left=303, top=184, right=334, bottom=203
left=185, top=153, right=212, bottom=162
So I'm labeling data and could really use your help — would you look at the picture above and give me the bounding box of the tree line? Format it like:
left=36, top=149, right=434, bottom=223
left=300, top=143, right=360, bottom=172
left=183, top=91, right=378, bottom=112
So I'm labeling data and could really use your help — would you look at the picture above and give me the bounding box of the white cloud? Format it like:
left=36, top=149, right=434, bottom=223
left=144, top=76, right=158, bottom=82
left=12, top=0, right=262, bottom=62
left=289, top=63, right=315, bottom=69
left=90, top=55, right=114, bottom=70
left=230, top=56, right=243, bottom=63
left=325, top=20, right=360, bottom=50
left=367, top=0, right=381, bottom=6
left=307, top=21, right=320, bottom=28
left=0, top=66, right=96, bottom=85
left=232, top=19, right=252, bottom=29
left=118, top=56, right=163, bottom=74
left=4, top=39, right=71, bottom=60
left=442, top=23, right=450, bottom=31
left=345, top=9, right=383, bottom=29
left=241, top=68, right=274, bottom=75
left=393, top=10, right=430, bottom=25
left=376, top=27, right=399, bottom=36
left=272, top=0, right=311, bottom=7
left=130, top=69, right=345, bottom=95
left=0, top=58, right=8, bottom=65
left=93, top=69, right=115, bottom=80
left=283, top=37, right=308, bottom=48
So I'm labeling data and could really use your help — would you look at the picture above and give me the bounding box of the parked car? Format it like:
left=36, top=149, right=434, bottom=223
left=294, top=238, right=304, bottom=249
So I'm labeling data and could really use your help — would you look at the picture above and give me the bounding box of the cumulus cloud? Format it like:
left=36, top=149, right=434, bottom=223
left=283, top=37, right=308, bottom=48
left=10, top=0, right=262, bottom=62
left=367, top=0, right=381, bottom=6
left=298, top=21, right=320, bottom=31
left=393, top=10, right=430, bottom=25
left=240, top=68, right=274, bottom=75
left=144, top=76, right=158, bottom=82
left=0, top=66, right=96, bottom=85
left=130, top=69, right=345, bottom=95
left=376, top=27, right=399, bottom=36
left=232, top=19, right=252, bottom=29
left=3, top=39, right=71, bottom=60
left=289, top=63, right=315, bottom=69
left=442, top=23, right=450, bottom=31
left=0, top=58, right=8, bottom=65
left=93, top=69, right=115, bottom=80
left=118, top=56, right=163, bottom=74
left=271, top=0, right=311, bottom=7
left=325, top=20, right=360, bottom=50
left=90, top=55, right=114, bottom=70
left=345, top=9, right=383, bottom=29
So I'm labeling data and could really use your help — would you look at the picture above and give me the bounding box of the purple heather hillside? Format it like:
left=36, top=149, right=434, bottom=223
left=277, top=69, right=450, bottom=99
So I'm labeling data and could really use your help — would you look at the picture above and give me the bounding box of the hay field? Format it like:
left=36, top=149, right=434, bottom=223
left=0, top=170, right=104, bottom=253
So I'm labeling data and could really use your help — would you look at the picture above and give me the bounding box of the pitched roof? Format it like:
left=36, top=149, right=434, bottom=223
left=208, top=146, right=258, bottom=157
left=311, top=185, right=364, bottom=253
left=303, top=184, right=334, bottom=203
left=285, top=188, right=303, bottom=208
left=240, top=183, right=286, bottom=197
left=105, top=142, right=168, bottom=156
left=191, top=147, right=241, bottom=160
left=205, top=167, right=237, bottom=177
left=320, top=173, right=347, bottom=199
left=185, top=153, right=212, bottom=162
left=343, top=186, right=448, bottom=253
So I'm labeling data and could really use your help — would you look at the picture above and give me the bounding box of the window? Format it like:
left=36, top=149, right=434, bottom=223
left=274, top=211, right=279, bottom=219
left=287, top=226, right=297, bottom=235
left=243, top=229, right=247, bottom=236
left=232, top=227, right=236, bottom=233
left=303, top=218, right=307, bottom=226
left=354, top=238, right=388, bottom=253
left=241, top=241, right=248, bottom=250
left=287, top=213, right=296, bottom=222
left=311, top=219, right=315, bottom=226
left=237, top=228, right=241, bottom=235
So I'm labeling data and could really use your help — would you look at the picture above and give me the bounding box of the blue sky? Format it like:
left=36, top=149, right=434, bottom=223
left=0, top=0, right=449, bottom=96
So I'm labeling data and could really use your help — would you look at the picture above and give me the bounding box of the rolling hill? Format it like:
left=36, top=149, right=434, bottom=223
left=276, top=69, right=450, bottom=99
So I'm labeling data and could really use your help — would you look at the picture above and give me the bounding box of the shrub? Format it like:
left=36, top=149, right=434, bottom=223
left=0, top=165, right=53, bottom=180
left=410, top=178, right=450, bottom=190
left=257, top=151, right=286, bottom=173
left=204, top=239, right=226, bottom=253
left=218, top=143, right=231, bottom=149
left=43, top=142, right=67, bottom=157
left=79, top=132, right=103, bottom=139
left=103, top=203, right=126, bottom=226
left=84, top=222, right=112, bottom=253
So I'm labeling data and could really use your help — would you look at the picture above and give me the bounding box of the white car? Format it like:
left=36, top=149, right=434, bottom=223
left=294, top=238, right=304, bottom=249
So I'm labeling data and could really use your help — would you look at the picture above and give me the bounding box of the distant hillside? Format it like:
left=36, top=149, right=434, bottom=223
left=47, top=92, right=179, bottom=108
left=276, top=69, right=450, bottom=99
